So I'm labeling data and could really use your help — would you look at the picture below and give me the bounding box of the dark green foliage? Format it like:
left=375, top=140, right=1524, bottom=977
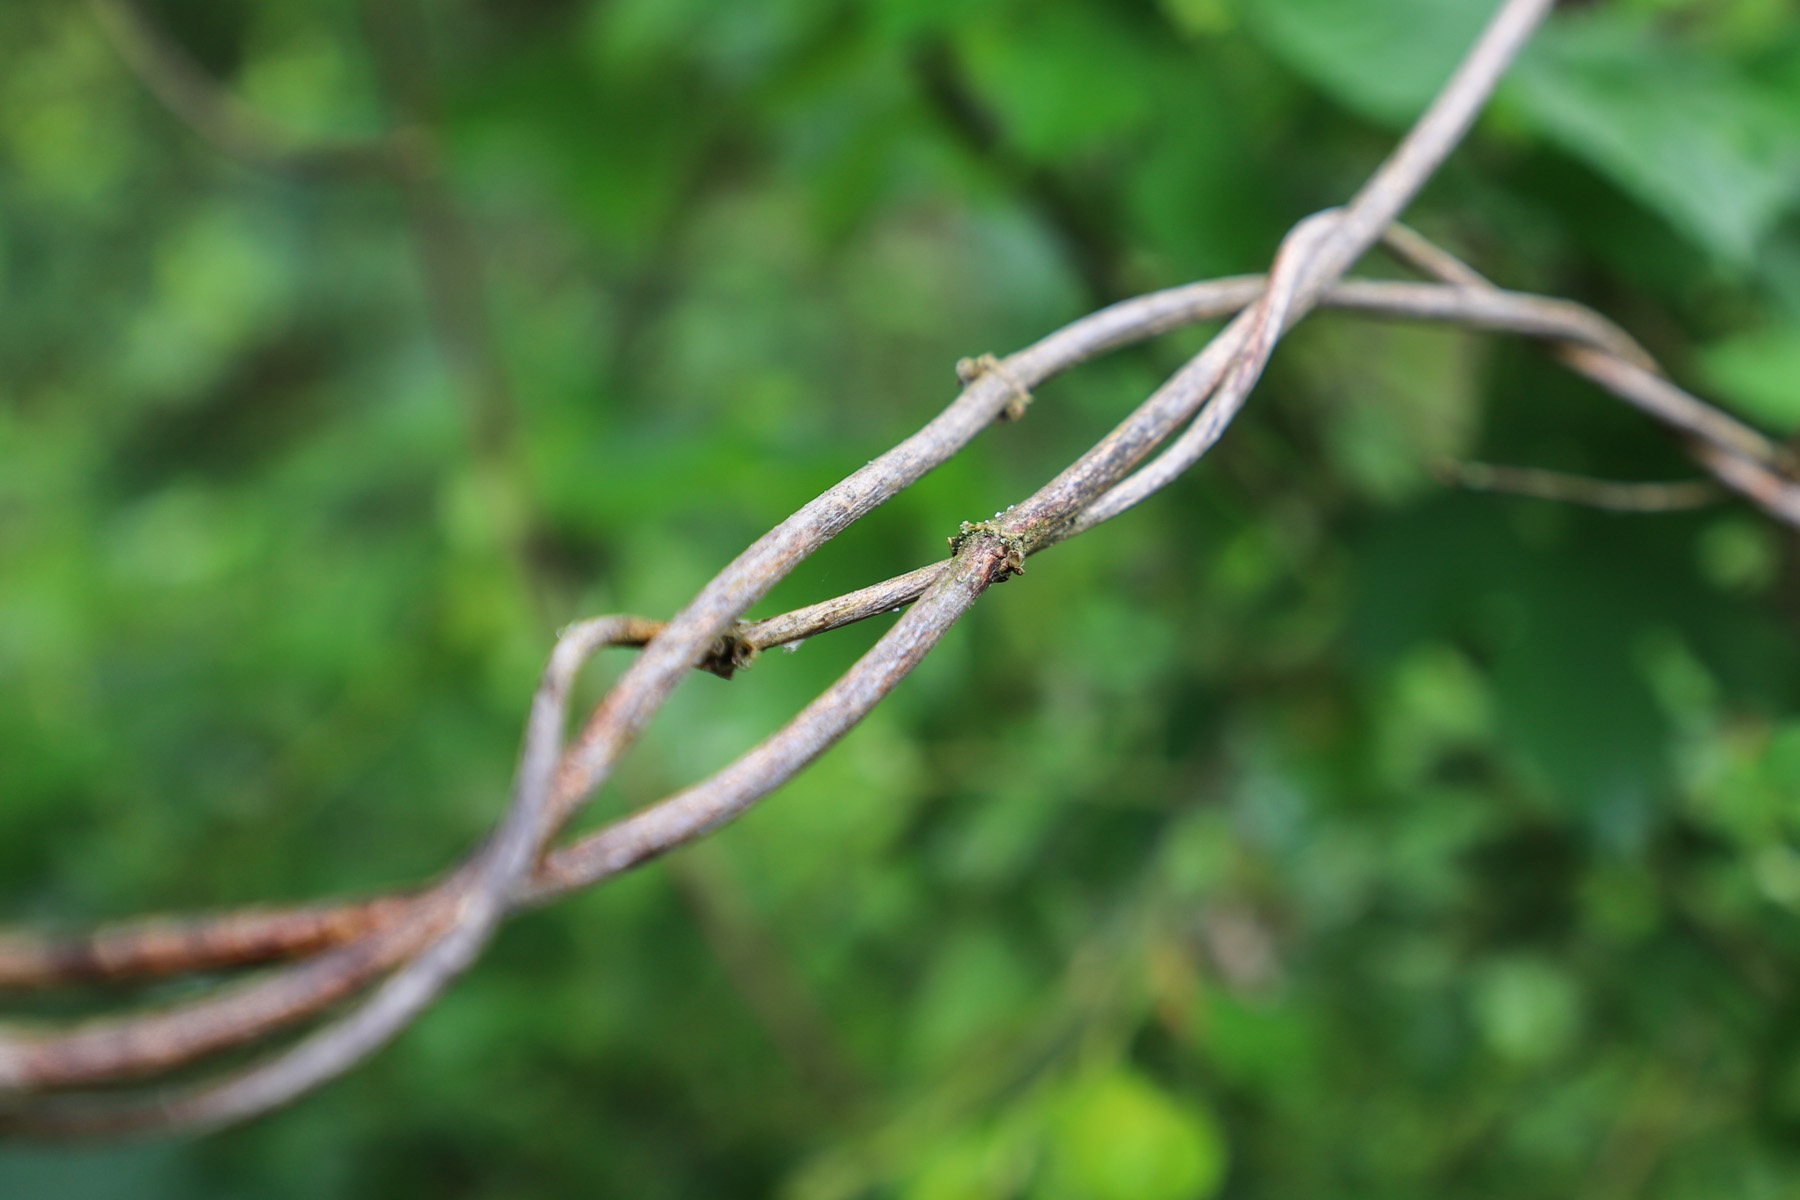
left=5, top=0, right=1800, bottom=1195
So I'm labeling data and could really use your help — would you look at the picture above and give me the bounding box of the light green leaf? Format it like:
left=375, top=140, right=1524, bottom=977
left=954, top=6, right=1159, bottom=163
left=1697, top=323, right=1800, bottom=432
left=1243, top=0, right=1491, bottom=126
left=1036, top=1069, right=1227, bottom=1200
left=1508, top=14, right=1800, bottom=265
left=905, top=1122, right=1037, bottom=1200
left=908, top=926, right=1038, bottom=1069
left=1246, top=0, right=1800, bottom=263
left=1469, top=956, right=1583, bottom=1065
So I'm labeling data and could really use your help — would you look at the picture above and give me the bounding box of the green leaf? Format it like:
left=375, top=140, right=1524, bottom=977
left=1697, top=323, right=1800, bottom=433
left=905, top=1123, right=1037, bottom=1200
left=1508, top=13, right=1800, bottom=265
left=954, top=5, right=1160, bottom=164
left=908, top=925, right=1039, bottom=1069
left=1243, top=0, right=1491, bottom=126
left=1037, top=1069, right=1228, bottom=1200
left=1247, top=1, right=1800, bottom=263
left=1468, top=956, right=1583, bottom=1065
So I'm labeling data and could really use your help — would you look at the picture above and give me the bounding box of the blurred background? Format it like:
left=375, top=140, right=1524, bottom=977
left=5, top=0, right=1800, bottom=1195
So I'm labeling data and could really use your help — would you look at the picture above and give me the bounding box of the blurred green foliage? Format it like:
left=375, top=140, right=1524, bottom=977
left=5, top=0, right=1800, bottom=1196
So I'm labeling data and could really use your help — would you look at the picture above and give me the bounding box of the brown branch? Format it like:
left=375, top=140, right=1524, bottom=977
left=21, top=0, right=1800, bottom=1138
left=0, top=896, right=418, bottom=991
left=3, top=0, right=1558, bottom=1122
left=4, top=262, right=1791, bottom=1095
left=0, top=263, right=1764, bottom=1053
left=0, top=898, right=454, bottom=1091
left=1435, top=460, right=1723, bottom=512
left=0, top=276, right=1289, bottom=998
left=1561, top=347, right=1800, bottom=486
left=0, top=273, right=1597, bottom=991
left=1367, top=220, right=1800, bottom=524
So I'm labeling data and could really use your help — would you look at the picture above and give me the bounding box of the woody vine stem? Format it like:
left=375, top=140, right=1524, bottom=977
left=5, top=0, right=1795, bottom=1137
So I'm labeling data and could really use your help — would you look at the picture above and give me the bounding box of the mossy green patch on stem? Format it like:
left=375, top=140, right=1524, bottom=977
left=949, top=520, right=1028, bottom=581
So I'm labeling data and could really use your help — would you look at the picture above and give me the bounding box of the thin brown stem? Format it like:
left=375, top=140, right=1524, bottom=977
left=1436, top=460, right=1723, bottom=513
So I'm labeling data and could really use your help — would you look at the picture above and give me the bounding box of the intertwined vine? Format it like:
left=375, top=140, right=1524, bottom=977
left=6, top=0, right=1797, bottom=1137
